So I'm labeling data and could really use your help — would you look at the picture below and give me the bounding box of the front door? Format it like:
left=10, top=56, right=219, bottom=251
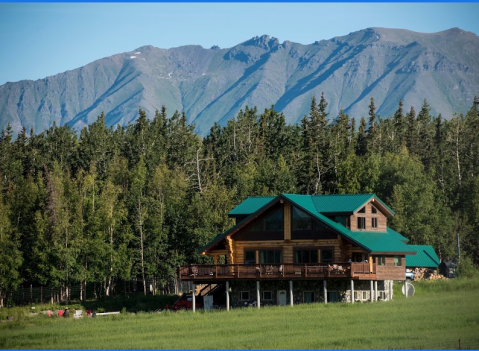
left=277, top=290, right=287, bottom=306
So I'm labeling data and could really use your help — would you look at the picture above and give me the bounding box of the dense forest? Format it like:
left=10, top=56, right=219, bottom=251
left=1, top=94, right=478, bottom=306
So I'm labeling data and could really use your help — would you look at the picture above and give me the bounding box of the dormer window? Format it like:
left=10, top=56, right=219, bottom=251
left=357, top=217, right=366, bottom=230
left=358, top=206, right=366, bottom=213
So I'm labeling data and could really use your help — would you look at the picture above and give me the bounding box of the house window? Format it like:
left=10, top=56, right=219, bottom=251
left=304, top=291, right=315, bottom=303
left=327, top=291, right=339, bottom=303
left=321, top=249, right=333, bottom=263
left=292, top=206, right=312, bottom=231
left=260, top=250, right=282, bottom=264
left=239, top=291, right=250, bottom=301
left=363, top=291, right=368, bottom=300
left=294, top=249, right=318, bottom=264
left=244, top=250, right=256, bottom=264
left=247, top=221, right=262, bottom=232
left=371, top=206, right=377, bottom=214
left=357, top=217, right=366, bottom=229
left=264, top=208, right=283, bottom=231
left=394, top=256, right=402, bottom=266
left=377, top=256, right=386, bottom=266
left=358, top=206, right=366, bottom=213
left=372, top=218, right=378, bottom=229
left=262, top=291, right=273, bottom=300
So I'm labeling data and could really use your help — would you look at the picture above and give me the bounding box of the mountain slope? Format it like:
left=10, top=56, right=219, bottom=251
left=1, top=27, right=478, bottom=136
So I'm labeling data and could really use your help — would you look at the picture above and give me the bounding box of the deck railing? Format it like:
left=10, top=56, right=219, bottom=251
left=179, top=263, right=376, bottom=281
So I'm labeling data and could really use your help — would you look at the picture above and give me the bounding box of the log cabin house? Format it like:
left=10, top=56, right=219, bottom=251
left=179, top=194, right=418, bottom=309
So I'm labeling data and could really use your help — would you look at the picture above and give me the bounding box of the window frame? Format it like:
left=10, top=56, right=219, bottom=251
left=377, top=256, right=386, bottom=266
left=303, top=291, right=315, bottom=303
left=259, top=250, right=282, bottom=264
left=239, top=291, right=250, bottom=301
left=394, top=256, right=402, bottom=266
left=372, top=217, right=378, bottom=229
left=320, top=248, right=334, bottom=263
left=262, top=291, right=273, bottom=301
left=357, top=217, right=366, bottom=230
left=294, top=249, right=319, bottom=264
left=244, top=250, right=256, bottom=265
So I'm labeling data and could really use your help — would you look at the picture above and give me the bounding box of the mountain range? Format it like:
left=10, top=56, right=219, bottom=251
left=1, top=27, right=478, bottom=136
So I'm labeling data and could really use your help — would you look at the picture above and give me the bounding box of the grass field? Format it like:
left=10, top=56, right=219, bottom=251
left=1, top=278, right=479, bottom=349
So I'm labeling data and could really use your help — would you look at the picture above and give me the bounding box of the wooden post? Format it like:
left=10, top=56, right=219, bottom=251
left=389, top=281, right=393, bottom=301
left=350, top=280, right=354, bottom=303
left=226, top=281, right=230, bottom=311
left=323, top=280, right=328, bottom=305
left=403, top=280, right=407, bottom=298
left=192, top=283, right=196, bottom=313
left=374, top=281, right=378, bottom=301
left=256, top=281, right=261, bottom=309
left=370, top=280, right=374, bottom=302
left=289, top=281, right=293, bottom=307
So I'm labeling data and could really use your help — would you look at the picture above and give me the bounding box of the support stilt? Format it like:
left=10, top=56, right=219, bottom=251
left=256, top=281, right=261, bottom=309
left=226, top=281, right=230, bottom=311
left=289, top=281, right=293, bottom=307
left=323, top=280, right=328, bottom=304
left=370, top=280, right=374, bottom=302
left=192, top=283, right=196, bottom=313
left=350, top=280, right=355, bottom=303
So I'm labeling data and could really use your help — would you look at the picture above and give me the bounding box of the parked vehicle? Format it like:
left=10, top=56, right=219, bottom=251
left=406, top=269, right=415, bottom=281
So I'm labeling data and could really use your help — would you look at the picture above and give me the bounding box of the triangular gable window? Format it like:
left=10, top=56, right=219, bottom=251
left=292, top=206, right=327, bottom=231
left=358, top=206, right=366, bottom=213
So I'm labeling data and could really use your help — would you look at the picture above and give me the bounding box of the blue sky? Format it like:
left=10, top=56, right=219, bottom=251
left=1, top=3, right=478, bottom=85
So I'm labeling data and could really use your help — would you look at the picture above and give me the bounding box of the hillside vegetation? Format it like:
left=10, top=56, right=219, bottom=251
left=1, top=96, right=478, bottom=306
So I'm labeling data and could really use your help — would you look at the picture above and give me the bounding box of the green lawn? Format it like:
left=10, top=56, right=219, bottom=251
left=1, top=278, right=479, bottom=349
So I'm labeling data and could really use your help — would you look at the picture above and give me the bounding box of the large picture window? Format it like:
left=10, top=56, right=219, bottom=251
left=265, top=208, right=283, bottom=231
left=294, top=249, right=318, bottom=264
left=321, top=249, right=333, bottom=263
left=259, top=250, right=282, bottom=264
left=244, top=250, right=256, bottom=264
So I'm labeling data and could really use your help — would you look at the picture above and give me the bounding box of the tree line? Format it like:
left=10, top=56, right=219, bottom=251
left=1, top=96, right=478, bottom=306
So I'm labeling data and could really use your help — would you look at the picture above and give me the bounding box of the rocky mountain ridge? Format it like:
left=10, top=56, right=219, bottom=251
left=1, top=27, right=478, bottom=136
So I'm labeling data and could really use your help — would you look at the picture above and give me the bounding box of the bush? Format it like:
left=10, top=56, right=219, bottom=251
left=457, top=256, right=479, bottom=278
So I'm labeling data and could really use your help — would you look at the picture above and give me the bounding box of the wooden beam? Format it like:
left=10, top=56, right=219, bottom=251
left=350, top=280, right=354, bottom=304
left=257, top=281, right=261, bottom=309
left=192, top=283, right=196, bottom=313
left=284, top=202, right=291, bottom=241
left=289, top=281, right=293, bottom=307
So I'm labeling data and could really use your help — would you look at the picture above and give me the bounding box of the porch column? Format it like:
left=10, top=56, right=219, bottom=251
left=192, top=283, right=196, bottom=313
left=323, top=280, right=327, bottom=304
left=226, top=281, right=230, bottom=311
left=374, top=281, right=378, bottom=301
left=403, top=280, right=407, bottom=298
left=350, top=280, right=354, bottom=304
left=256, top=281, right=261, bottom=309
left=289, top=281, right=293, bottom=307
left=389, top=280, right=393, bottom=301
left=370, top=280, right=374, bottom=302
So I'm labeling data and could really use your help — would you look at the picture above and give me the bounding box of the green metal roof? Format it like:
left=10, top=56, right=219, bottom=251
left=385, top=227, right=409, bottom=242
left=406, top=245, right=440, bottom=268
left=229, top=194, right=394, bottom=216
left=312, top=194, right=374, bottom=214
left=202, top=194, right=411, bottom=255
left=228, top=196, right=276, bottom=216
left=281, top=194, right=412, bottom=254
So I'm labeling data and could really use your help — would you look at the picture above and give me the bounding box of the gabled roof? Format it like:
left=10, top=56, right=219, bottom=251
left=228, top=196, right=276, bottom=216
left=228, top=193, right=394, bottom=217
left=203, top=194, right=412, bottom=255
left=406, top=245, right=440, bottom=268
left=311, top=194, right=395, bottom=215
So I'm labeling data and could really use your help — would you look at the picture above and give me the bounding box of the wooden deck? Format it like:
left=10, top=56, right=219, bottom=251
left=179, top=263, right=377, bottom=281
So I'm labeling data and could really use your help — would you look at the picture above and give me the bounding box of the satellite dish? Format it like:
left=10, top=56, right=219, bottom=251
left=402, top=282, right=415, bottom=297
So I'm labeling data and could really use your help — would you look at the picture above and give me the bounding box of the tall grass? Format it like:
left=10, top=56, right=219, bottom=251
left=1, top=278, right=479, bottom=349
